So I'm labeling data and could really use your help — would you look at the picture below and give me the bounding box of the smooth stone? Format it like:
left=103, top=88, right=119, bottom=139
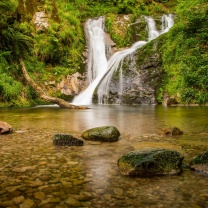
left=0, top=121, right=13, bottom=134
left=12, top=196, right=25, bottom=205
left=20, top=199, right=36, bottom=208
left=34, top=191, right=45, bottom=200
left=64, top=197, right=81, bottom=207
left=160, top=126, right=183, bottom=136
left=81, top=126, right=120, bottom=142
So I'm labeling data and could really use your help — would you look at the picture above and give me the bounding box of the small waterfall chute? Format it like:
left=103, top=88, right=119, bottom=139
left=72, top=17, right=108, bottom=105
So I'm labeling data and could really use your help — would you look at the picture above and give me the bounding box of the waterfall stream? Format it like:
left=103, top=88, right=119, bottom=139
left=72, top=14, right=174, bottom=106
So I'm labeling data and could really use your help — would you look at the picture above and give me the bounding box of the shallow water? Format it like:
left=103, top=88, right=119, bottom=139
left=0, top=105, right=208, bottom=208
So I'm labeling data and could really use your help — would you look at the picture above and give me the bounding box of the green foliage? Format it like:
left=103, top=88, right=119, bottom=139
left=161, top=0, right=208, bottom=104
left=0, top=56, right=22, bottom=101
left=0, top=0, right=185, bottom=106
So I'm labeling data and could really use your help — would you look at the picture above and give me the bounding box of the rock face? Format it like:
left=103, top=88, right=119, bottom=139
left=0, top=121, right=13, bottom=134
left=118, top=149, right=184, bottom=177
left=57, top=73, right=85, bottom=96
left=98, top=37, right=164, bottom=105
left=53, top=134, right=83, bottom=146
left=81, top=126, right=120, bottom=142
left=33, top=11, right=49, bottom=31
left=190, top=150, right=208, bottom=173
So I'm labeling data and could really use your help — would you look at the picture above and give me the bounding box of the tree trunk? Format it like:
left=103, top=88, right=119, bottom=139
left=20, top=59, right=88, bottom=109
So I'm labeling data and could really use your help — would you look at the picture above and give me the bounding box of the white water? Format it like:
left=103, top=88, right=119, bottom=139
left=72, top=15, right=174, bottom=106
left=97, top=41, right=147, bottom=104
left=72, top=17, right=108, bottom=105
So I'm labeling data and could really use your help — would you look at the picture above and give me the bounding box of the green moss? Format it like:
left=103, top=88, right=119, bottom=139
left=190, top=150, right=208, bottom=165
left=118, top=149, right=184, bottom=176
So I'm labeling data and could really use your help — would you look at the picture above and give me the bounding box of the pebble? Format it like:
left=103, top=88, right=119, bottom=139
left=19, top=199, right=36, bottom=208
left=0, top=130, right=208, bottom=207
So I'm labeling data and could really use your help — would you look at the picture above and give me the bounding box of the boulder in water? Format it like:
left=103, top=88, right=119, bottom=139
left=81, top=126, right=120, bottom=142
left=53, top=134, right=83, bottom=146
left=190, top=150, right=208, bottom=173
left=118, top=149, right=184, bottom=177
left=160, top=126, right=183, bottom=136
left=0, top=121, right=13, bottom=134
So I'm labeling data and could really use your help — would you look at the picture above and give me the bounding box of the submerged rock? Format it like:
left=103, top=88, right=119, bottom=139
left=81, top=126, right=120, bottom=142
left=118, top=149, right=184, bottom=177
left=190, top=150, right=208, bottom=173
left=0, top=121, right=13, bottom=134
left=160, top=126, right=183, bottom=136
left=53, top=134, right=83, bottom=146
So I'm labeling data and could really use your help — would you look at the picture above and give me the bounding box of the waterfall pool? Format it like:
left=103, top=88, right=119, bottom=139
left=0, top=105, right=208, bottom=207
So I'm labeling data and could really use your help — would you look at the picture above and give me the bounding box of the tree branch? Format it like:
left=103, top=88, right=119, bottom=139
left=20, top=58, right=88, bottom=109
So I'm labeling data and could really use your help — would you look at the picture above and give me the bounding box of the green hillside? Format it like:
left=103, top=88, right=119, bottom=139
left=0, top=0, right=207, bottom=108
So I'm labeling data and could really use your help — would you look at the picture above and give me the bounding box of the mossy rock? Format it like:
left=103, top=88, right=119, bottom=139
left=118, top=149, right=184, bottom=177
left=53, top=134, right=83, bottom=146
left=81, top=126, right=120, bottom=142
left=190, top=150, right=208, bottom=173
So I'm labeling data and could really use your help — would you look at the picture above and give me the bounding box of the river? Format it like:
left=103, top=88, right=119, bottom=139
left=0, top=105, right=208, bottom=207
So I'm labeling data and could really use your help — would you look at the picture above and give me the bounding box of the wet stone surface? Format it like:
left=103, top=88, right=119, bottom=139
left=0, top=129, right=208, bottom=208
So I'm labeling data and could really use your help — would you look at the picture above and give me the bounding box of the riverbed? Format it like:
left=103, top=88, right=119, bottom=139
left=0, top=105, right=208, bottom=208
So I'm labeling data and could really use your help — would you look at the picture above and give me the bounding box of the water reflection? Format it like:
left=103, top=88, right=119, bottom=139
left=0, top=105, right=208, bottom=207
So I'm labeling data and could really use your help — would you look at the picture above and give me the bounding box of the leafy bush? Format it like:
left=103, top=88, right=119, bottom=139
left=161, top=0, right=208, bottom=104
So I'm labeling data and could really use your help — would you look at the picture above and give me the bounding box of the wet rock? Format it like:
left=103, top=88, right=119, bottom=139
left=190, top=150, right=208, bottom=173
left=64, top=197, right=81, bottom=207
left=19, top=199, right=36, bottom=208
left=96, top=36, right=163, bottom=105
left=39, top=197, right=61, bottom=206
left=0, top=121, right=13, bottom=134
left=12, top=196, right=25, bottom=205
left=53, top=134, right=83, bottom=146
left=163, top=93, right=178, bottom=106
left=118, top=149, right=184, bottom=177
left=77, top=192, right=93, bottom=201
left=34, top=191, right=45, bottom=200
left=160, top=126, right=183, bottom=136
left=81, top=126, right=120, bottom=142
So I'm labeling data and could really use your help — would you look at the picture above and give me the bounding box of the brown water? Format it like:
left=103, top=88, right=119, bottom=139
left=0, top=105, right=208, bottom=208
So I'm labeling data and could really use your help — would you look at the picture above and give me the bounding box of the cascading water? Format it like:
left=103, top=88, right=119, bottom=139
left=72, top=17, right=108, bottom=105
left=97, top=41, right=147, bottom=104
left=72, top=14, right=174, bottom=106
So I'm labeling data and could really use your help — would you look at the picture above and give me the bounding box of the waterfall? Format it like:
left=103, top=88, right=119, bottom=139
left=72, top=15, right=174, bottom=106
left=97, top=41, right=147, bottom=104
left=161, top=14, right=174, bottom=34
left=145, top=16, right=160, bottom=41
left=72, top=17, right=108, bottom=105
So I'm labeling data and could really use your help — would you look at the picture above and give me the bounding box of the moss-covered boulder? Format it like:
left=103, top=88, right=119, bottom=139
left=81, top=126, right=120, bottom=142
left=118, top=149, right=184, bottom=177
left=190, top=150, right=208, bottom=173
left=53, top=134, right=83, bottom=146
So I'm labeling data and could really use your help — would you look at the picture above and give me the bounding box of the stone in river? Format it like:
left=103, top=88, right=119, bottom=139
left=118, top=149, right=184, bottom=177
left=53, top=134, right=83, bottom=146
left=81, top=126, right=120, bottom=142
left=0, top=121, right=13, bottom=134
left=190, top=150, right=208, bottom=173
left=160, top=126, right=183, bottom=136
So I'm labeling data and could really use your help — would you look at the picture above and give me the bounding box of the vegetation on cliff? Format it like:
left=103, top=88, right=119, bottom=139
left=161, top=0, right=208, bottom=104
left=0, top=0, right=207, bottom=107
